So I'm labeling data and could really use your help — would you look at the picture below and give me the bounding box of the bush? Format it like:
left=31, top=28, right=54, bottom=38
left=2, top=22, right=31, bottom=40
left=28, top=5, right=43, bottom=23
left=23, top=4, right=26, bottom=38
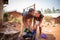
left=44, top=16, right=52, bottom=22
left=3, top=13, right=8, bottom=22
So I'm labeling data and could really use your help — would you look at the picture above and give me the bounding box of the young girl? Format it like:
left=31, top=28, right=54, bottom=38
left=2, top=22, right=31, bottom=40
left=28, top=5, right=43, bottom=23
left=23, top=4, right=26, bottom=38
left=34, top=11, right=44, bottom=40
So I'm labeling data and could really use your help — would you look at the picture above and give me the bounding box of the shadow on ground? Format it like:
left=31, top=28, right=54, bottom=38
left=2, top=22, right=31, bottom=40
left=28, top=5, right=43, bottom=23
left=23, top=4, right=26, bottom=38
left=42, top=34, right=56, bottom=40
left=17, top=34, right=56, bottom=40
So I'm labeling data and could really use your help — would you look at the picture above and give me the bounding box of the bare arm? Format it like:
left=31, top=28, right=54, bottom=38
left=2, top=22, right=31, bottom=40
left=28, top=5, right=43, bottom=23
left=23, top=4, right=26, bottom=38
left=39, top=18, right=43, bottom=25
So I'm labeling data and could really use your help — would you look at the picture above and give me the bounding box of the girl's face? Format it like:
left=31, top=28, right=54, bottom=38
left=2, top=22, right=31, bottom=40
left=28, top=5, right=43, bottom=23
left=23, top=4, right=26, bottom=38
left=26, top=19, right=31, bottom=26
left=30, top=11, right=35, bottom=16
left=35, top=12, right=40, bottom=17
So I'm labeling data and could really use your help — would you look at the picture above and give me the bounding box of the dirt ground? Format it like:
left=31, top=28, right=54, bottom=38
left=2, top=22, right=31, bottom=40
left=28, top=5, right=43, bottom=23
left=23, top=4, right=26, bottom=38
left=12, top=17, right=60, bottom=40
left=41, top=25, right=60, bottom=40
left=14, top=23, right=60, bottom=40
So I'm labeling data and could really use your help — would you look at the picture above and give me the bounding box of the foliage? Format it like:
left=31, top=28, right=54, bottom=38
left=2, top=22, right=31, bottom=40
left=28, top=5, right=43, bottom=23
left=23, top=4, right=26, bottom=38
left=44, top=8, right=52, bottom=14
left=44, top=7, right=60, bottom=14
left=44, top=16, right=52, bottom=22
left=3, top=12, right=8, bottom=22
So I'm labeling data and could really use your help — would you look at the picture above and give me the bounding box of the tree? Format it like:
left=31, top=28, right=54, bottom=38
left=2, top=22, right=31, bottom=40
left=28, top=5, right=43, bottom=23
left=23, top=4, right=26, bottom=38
left=47, top=8, right=52, bottom=13
left=56, top=9, right=60, bottom=13
left=52, top=7, right=55, bottom=13
left=44, top=10, right=47, bottom=14
left=44, top=8, right=52, bottom=13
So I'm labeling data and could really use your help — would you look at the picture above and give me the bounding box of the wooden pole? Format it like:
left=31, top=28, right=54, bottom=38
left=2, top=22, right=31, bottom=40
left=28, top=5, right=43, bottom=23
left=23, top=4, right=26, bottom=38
left=23, top=4, right=35, bottom=10
left=34, top=4, right=35, bottom=10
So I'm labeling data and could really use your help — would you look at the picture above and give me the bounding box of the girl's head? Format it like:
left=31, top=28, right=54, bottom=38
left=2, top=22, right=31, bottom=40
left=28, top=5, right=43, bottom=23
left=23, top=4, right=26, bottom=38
left=28, top=8, right=35, bottom=16
left=35, top=11, right=41, bottom=17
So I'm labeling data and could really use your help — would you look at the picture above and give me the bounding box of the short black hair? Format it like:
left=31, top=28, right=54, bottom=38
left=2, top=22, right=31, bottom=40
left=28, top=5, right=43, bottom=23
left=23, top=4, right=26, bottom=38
left=29, top=8, right=34, bottom=12
left=37, top=10, right=44, bottom=17
left=37, top=10, right=41, bottom=14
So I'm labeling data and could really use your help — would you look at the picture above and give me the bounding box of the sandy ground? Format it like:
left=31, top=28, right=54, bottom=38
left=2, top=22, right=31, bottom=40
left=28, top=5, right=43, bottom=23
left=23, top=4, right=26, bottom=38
left=14, top=24, right=60, bottom=40
left=9, top=18, right=60, bottom=40
left=41, top=25, right=60, bottom=40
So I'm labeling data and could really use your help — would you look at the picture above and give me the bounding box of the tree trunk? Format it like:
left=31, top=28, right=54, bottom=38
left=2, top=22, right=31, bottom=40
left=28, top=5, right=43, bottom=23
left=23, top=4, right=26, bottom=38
left=0, top=0, right=3, bottom=27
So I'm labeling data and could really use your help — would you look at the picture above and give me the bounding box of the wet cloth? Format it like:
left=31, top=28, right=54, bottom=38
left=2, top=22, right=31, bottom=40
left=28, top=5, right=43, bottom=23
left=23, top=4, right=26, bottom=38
left=23, top=28, right=33, bottom=39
